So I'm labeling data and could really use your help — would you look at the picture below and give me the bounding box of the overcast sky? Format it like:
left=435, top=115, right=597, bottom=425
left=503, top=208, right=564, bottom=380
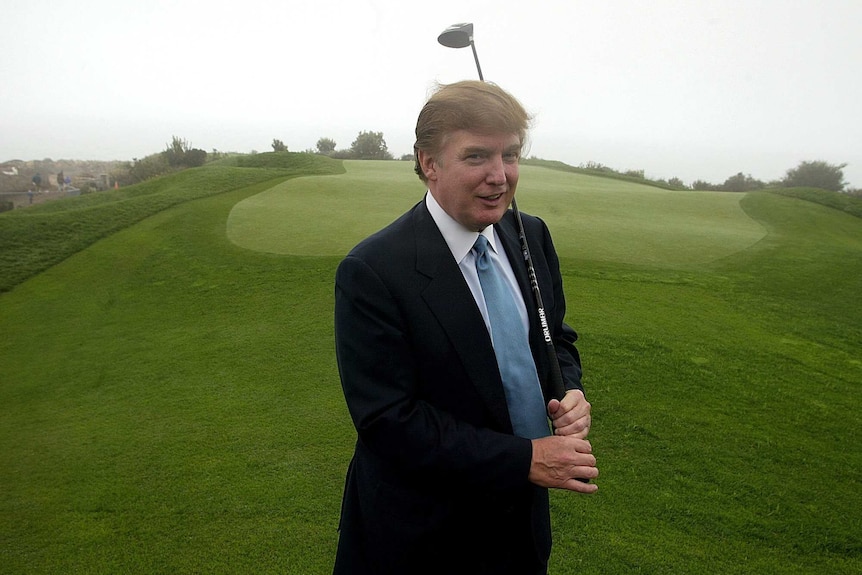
left=2, top=0, right=860, bottom=188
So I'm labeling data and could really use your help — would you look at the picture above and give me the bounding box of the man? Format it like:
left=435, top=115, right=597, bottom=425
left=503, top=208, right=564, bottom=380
left=333, top=80, right=598, bottom=575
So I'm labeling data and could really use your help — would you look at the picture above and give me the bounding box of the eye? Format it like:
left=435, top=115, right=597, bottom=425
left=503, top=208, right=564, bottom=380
left=503, top=151, right=520, bottom=163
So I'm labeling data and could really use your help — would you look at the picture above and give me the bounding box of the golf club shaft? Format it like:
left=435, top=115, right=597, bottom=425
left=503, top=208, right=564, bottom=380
left=511, top=197, right=567, bottom=401
left=443, top=26, right=568, bottom=401
left=470, top=42, right=485, bottom=81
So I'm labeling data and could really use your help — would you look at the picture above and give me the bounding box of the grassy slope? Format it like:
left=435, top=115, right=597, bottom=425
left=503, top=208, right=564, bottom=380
left=0, top=152, right=344, bottom=292
left=1, top=156, right=860, bottom=573
left=0, top=177, right=349, bottom=573
left=556, top=192, right=861, bottom=573
left=226, top=160, right=427, bottom=256
left=225, top=161, right=767, bottom=267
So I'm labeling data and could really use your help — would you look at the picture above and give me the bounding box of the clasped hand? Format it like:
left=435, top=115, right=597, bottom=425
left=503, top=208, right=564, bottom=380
left=529, top=390, right=599, bottom=493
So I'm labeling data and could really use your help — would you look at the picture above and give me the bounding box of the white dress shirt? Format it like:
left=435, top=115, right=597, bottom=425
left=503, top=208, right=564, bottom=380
left=425, top=191, right=531, bottom=337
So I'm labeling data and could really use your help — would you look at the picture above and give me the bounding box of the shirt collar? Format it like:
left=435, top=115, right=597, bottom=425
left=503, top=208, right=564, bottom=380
left=425, top=191, right=498, bottom=264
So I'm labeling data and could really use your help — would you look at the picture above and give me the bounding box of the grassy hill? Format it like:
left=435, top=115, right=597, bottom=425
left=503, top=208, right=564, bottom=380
left=1, top=154, right=860, bottom=573
left=0, top=153, right=344, bottom=292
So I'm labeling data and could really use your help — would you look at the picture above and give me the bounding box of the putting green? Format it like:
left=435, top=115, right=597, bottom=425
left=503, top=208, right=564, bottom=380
left=226, top=160, right=425, bottom=257
left=226, top=160, right=766, bottom=267
left=515, top=166, right=767, bottom=267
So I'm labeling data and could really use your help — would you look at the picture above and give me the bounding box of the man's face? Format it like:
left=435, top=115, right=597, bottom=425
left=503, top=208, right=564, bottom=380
left=421, top=130, right=521, bottom=232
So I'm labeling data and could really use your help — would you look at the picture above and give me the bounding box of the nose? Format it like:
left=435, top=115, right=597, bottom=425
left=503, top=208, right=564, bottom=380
left=486, top=155, right=506, bottom=185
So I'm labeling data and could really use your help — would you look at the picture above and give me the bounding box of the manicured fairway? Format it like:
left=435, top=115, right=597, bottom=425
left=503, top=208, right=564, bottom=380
left=227, top=160, right=766, bottom=267
left=1, top=155, right=859, bottom=574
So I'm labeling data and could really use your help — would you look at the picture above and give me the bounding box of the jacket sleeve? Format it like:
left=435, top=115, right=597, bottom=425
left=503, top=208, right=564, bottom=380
left=533, top=216, right=584, bottom=395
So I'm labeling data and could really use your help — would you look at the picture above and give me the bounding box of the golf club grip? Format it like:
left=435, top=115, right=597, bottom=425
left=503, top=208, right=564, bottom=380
left=511, top=200, right=567, bottom=401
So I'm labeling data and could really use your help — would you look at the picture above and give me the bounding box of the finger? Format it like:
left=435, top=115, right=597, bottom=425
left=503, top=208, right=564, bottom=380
left=567, top=437, right=592, bottom=452
left=564, top=477, right=599, bottom=493
left=571, top=462, right=599, bottom=481
left=562, top=389, right=585, bottom=409
left=551, top=407, right=583, bottom=430
left=556, top=427, right=589, bottom=440
left=554, top=415, right=591, bottom=437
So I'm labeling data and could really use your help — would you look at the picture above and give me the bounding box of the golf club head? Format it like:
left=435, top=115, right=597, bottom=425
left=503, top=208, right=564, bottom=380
left=438, top=22, right=473, bottom=48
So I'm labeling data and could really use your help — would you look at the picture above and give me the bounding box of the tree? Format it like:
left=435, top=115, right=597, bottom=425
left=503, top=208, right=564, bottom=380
left=691, top=179, right=720, bottom=191
left=272, top=139, right=287, bottom=152
left=184, top=148, right=207, bottom=167
left=783, top=160, right=847, bottom=192
left=350, top=131, right=392, bottom=160
left=723, top=172, right=764, bottom=192
left=162, top=136, right=206, bottom=168
left=316, top=137, right=336, bottom=155
left=164, top=136, right=188, bottom=167
left=127, top=153, right=170, bottom=183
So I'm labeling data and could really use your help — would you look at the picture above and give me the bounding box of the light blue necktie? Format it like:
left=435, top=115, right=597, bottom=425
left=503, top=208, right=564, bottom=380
left=473, top=234, right=550, bottom=439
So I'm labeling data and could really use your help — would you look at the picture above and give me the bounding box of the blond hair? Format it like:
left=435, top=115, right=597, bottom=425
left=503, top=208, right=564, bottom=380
left=413, top=80, right=532, bottom=182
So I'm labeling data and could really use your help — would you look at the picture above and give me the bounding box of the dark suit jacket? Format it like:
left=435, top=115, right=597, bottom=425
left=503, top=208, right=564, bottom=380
left=333, top=198, right=582, bottom=575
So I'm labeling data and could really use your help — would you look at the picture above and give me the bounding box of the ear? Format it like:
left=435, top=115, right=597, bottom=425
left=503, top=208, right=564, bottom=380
left=417, top=149, right=438, bottom=181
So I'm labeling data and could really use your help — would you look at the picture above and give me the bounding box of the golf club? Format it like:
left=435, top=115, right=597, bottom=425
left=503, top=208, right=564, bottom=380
left=437, top=22, right=484, bottom=81
left=437, top=22, right=567, bottom=402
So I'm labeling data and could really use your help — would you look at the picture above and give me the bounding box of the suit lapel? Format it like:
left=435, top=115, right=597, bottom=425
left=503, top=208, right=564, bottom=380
left=495, top=214, right=532, bottom=313
left=412, top=202, right=512, bottom=431
left=495, top=213, right=539, bottom=337
left=495, top=213, right=548, bottom=396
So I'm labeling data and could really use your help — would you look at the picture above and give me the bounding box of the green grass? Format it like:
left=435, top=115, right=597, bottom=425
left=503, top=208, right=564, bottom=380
left=226, top=160, right=426, bottom=255
left=226, top=162, right=767, bottom=267
left=0, top=152, right=344, bottom=292
left=1, top=156, right=860, bottom=573
left=770, top=186, right=862, bottom=219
